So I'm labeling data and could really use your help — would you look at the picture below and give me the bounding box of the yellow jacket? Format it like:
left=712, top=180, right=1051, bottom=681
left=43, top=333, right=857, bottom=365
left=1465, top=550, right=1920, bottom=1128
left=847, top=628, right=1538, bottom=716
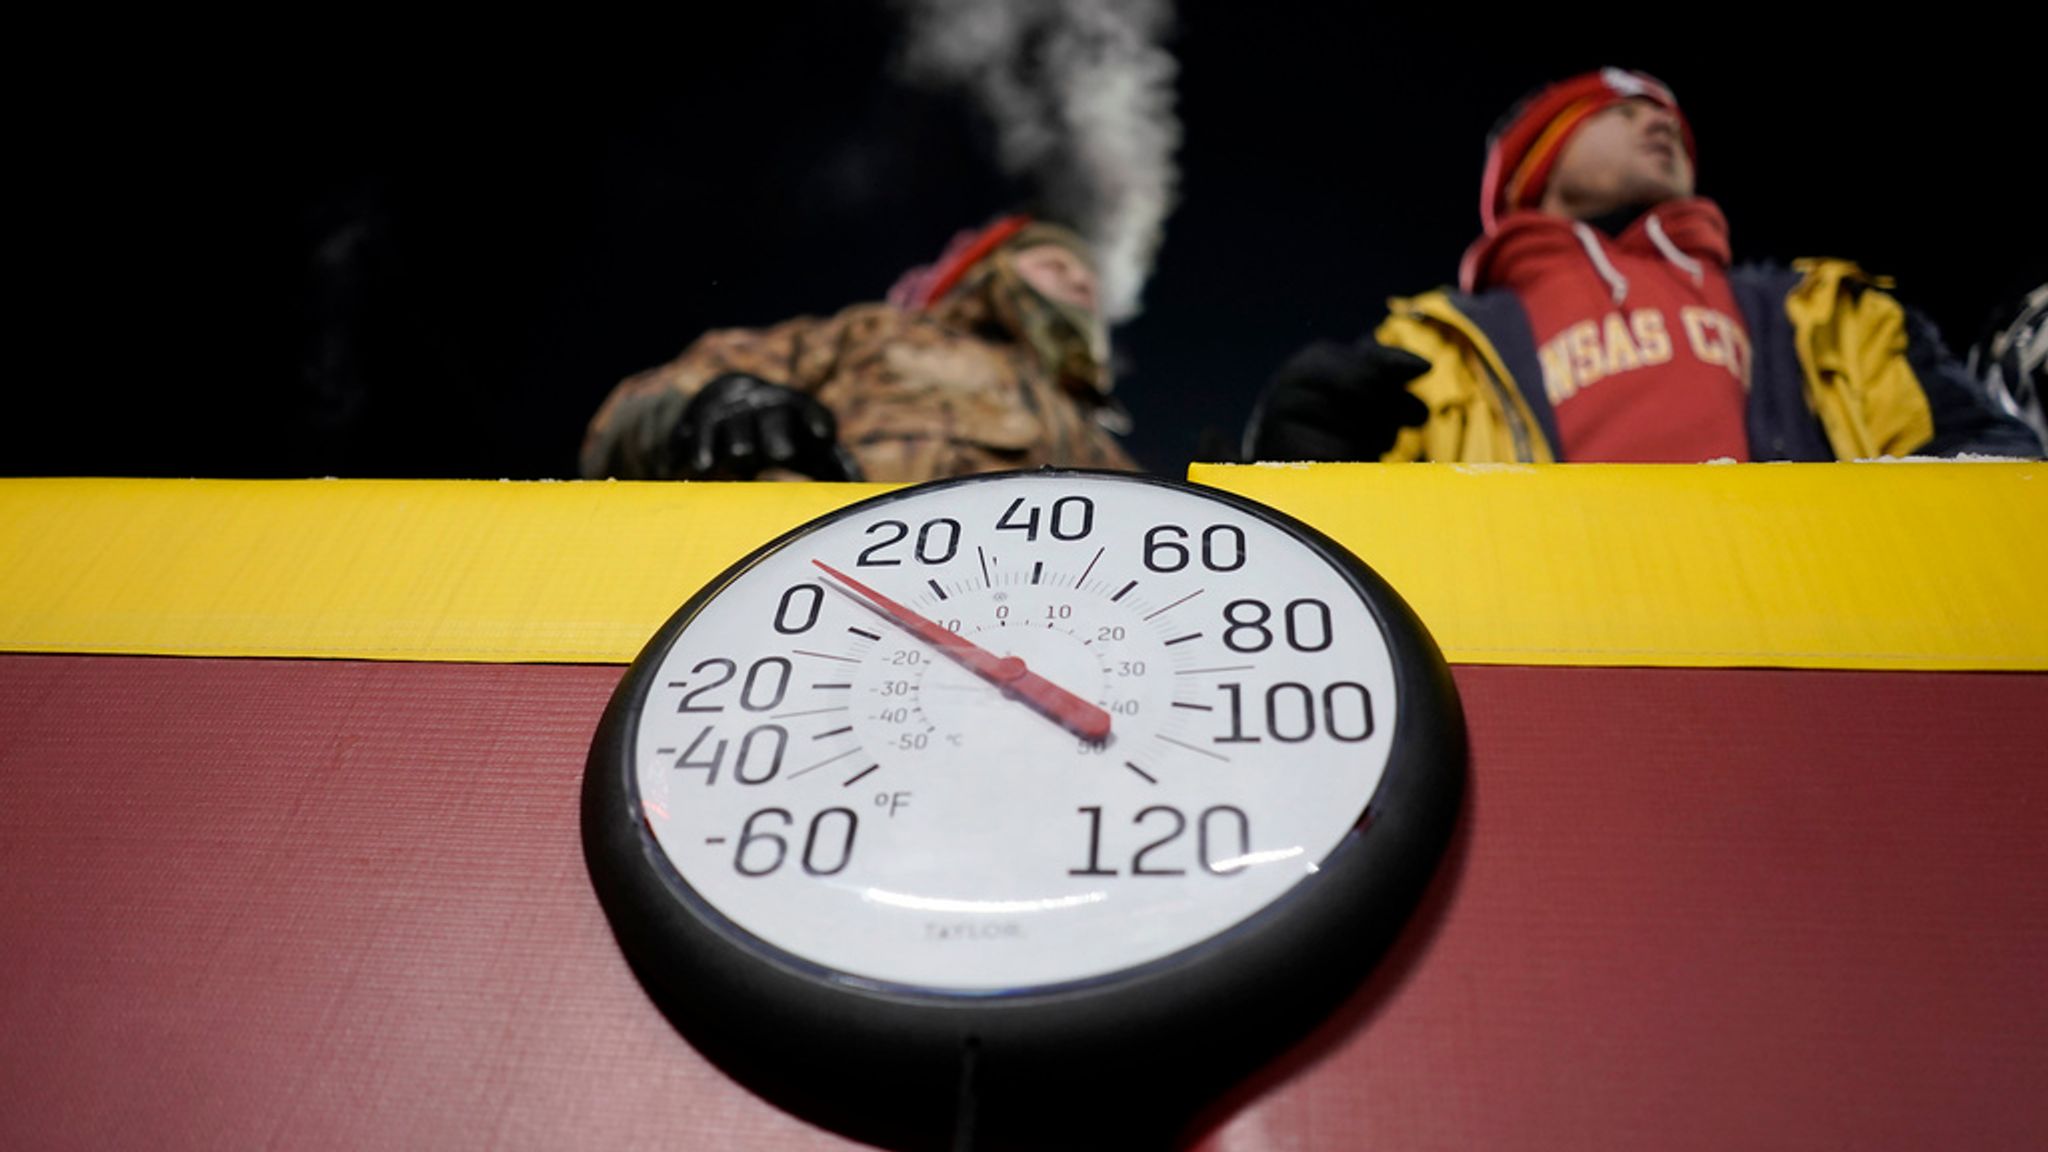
left=1372, top=259, right=2038, bottom=462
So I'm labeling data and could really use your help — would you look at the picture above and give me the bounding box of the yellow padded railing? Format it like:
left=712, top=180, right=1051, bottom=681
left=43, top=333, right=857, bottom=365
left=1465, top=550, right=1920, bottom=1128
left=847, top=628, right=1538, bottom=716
left=3, top=464, right=2042, bottom=669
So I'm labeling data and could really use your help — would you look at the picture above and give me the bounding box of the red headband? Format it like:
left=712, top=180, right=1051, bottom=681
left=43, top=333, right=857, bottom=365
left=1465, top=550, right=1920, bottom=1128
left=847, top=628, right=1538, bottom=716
left=1478, top=68, right=1694, bottom=234
left=887, top=215, right=1035, bottom=311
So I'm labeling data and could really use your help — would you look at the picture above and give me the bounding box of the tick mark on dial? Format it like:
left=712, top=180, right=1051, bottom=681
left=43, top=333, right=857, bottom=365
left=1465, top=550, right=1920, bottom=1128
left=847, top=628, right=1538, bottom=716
left=790, top=747, right=862, bottom=780
left=1111, top=580, right=1137, bottom=602
left=773, top=706, right=848, bottom=720
left=1124, top=761, right=1159, bottom=784
left=1157, top=733, right=1230, bottom=762
left=1144, top=588, right=1205, bottom=621
left=1078, top=547, right=1105, bottom=588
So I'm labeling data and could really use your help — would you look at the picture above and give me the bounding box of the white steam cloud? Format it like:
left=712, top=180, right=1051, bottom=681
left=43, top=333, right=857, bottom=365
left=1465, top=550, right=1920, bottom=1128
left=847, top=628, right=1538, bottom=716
left=892, top=0, right=1182, bottom=323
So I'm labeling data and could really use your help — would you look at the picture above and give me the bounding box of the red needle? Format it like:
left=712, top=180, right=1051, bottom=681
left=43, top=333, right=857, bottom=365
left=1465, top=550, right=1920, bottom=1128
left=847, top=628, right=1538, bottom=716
left=812, top=560, right=1113, bottom=742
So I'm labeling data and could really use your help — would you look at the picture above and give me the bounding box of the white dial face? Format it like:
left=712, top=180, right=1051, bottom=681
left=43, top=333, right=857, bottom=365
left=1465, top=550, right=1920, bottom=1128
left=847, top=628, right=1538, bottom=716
left=633, top=474, right=1398, bottom=992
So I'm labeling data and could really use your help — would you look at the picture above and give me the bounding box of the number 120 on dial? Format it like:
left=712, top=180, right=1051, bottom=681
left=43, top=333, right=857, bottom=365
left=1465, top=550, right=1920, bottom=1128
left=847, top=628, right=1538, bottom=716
left=630, top=470, right=1404, bottom=993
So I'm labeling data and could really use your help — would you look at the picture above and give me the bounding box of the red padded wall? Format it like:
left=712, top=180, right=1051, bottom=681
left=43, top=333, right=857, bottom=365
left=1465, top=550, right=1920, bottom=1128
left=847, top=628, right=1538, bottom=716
left=2, top=655, right=2042, bottom=1150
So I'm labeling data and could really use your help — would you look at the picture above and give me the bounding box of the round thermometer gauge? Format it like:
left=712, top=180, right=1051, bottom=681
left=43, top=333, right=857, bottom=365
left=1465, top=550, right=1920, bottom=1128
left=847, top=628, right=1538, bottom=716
left=584, top=470, right=1463, bottom=1151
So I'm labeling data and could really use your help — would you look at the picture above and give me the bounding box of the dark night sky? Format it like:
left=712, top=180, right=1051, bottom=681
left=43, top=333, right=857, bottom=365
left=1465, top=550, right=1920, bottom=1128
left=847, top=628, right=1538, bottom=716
left=16, top=6, right=2042, bottom=479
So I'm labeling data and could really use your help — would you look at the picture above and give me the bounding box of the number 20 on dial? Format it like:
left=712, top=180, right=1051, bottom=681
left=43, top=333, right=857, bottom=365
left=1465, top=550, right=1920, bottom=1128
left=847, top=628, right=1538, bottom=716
left=583, top=469, right=1464, bottom=1149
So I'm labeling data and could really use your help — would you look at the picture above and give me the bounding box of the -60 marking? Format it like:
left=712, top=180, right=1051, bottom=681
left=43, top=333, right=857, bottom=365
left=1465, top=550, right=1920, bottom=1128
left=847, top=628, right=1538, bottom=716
left=626, top=472, right=1402, bottom=992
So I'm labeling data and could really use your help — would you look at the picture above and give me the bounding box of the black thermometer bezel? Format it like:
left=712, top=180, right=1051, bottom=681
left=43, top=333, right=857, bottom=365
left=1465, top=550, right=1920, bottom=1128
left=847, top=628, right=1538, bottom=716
left=583, top=469, right=1465, bottom=1151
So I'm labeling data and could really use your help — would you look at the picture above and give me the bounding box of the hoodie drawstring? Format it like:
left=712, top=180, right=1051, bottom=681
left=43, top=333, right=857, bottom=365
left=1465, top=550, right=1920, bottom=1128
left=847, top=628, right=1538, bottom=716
left=1645, top=215, right=1706, bottom=287
left=1573, top=223, right=1630, bottom=305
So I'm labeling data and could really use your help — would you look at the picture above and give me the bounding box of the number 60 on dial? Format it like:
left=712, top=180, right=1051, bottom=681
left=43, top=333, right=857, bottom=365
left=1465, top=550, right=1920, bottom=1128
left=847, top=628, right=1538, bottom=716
left=583, top=469, right=1464, bottom=1151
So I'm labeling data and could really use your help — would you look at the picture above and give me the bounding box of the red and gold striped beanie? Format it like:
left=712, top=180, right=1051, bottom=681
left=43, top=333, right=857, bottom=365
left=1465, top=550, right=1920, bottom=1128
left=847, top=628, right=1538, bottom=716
left=1478, top=67, right=1695, bottom=234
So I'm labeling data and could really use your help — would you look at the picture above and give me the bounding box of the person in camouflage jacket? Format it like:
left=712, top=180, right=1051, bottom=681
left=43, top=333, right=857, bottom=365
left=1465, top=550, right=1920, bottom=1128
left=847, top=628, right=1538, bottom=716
left=580, top=216, right=1138, bottom=483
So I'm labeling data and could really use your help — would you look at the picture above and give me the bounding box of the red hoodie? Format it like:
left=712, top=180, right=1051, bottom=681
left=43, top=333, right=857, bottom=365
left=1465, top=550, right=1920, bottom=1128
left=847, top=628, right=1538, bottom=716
left=1460, top=198, right=1751, bottom=462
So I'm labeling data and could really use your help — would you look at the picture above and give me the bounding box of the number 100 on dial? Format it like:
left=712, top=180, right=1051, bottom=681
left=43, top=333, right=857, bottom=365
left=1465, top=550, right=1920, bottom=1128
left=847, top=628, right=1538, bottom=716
left=627, top=470, right=1410, bottom=993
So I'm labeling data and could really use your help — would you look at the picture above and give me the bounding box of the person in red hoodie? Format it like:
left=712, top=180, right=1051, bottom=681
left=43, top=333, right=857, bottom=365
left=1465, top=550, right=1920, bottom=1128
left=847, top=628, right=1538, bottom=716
left=1242, top=67, right=2040, bottom=464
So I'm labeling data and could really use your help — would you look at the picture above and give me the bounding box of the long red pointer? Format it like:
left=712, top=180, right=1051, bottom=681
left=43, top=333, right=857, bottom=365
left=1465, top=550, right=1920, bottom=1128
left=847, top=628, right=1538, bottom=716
left=811, top=560, right=1114, bottom=743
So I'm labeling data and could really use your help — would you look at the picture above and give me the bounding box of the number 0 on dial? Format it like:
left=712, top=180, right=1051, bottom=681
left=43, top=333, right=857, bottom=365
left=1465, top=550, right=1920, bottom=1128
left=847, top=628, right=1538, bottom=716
left=583, top=469, right=1463, bottom=1150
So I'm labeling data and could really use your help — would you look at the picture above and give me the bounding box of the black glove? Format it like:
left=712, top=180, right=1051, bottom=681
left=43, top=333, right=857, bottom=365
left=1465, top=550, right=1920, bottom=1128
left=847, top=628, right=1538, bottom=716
left=672, top=373, right=863, bottom=481
left=1241, top=341, right=1433, bottom=462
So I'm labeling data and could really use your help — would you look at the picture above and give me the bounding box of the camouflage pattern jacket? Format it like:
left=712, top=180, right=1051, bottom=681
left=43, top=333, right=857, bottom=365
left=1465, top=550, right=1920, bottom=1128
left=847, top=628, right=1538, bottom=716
left=580, top=303, right=1136, bottom=483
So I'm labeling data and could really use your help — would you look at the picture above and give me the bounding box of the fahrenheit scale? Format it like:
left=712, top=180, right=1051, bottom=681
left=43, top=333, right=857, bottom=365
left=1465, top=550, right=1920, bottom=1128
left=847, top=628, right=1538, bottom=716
left=583, top=469, right=1463, bottom=1151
